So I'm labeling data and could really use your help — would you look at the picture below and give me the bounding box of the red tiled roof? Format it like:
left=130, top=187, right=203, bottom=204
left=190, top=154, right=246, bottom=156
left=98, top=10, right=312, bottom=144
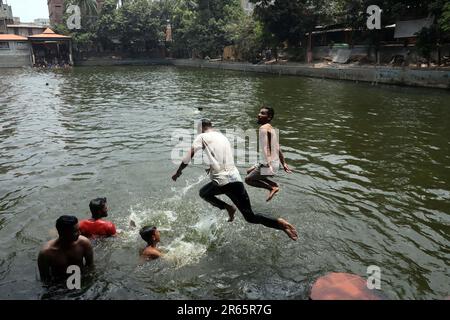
left=28, top=28, right=71, bottom=40
left=0, top=34, right=28, bottom=41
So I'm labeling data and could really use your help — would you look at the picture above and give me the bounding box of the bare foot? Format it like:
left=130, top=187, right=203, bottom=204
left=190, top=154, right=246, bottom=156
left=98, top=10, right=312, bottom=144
left=278, top=218, right=298, bottom=241
left=266, top=187, right=280, bottom=202
left=226, top=205, right=237, bottom=222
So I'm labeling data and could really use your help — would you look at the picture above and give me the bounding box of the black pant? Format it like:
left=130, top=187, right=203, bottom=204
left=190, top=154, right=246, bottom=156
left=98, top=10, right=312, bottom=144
left=199, top=181, right=281, bottom=230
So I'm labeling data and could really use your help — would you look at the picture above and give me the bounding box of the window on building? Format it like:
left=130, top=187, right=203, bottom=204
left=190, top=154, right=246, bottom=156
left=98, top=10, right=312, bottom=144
left=16, top=42, right=28, bottom=50
left=28, top=28, right=33, bottom=35
left=0, top=41, right=10, bottom=49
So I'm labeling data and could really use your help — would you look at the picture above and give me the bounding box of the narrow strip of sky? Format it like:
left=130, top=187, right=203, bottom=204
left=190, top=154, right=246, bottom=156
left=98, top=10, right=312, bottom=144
left=5, top=0, right=49, bottom=22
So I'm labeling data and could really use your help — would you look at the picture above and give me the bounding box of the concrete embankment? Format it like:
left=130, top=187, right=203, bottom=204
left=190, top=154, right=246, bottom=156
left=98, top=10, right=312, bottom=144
left=74, top=58, right=450, bottom=89
left=171, top=59, right=450, bottom=90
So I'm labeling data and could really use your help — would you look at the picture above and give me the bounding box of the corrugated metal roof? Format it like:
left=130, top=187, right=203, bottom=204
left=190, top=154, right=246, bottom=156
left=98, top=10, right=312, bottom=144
left=394, top=17, right=434, bottom=38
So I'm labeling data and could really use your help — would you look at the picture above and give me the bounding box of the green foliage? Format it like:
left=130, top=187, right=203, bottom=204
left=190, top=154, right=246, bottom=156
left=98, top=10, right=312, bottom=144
left=251, top=0, right=324, bottom=47
left=171, top=0, right=244, bottom=58
left=230, top=16, right=264, bottom=61
left=438, top=2, right=450, bottom=32
left=115, top=0, right=164, bottom=50
left=415, top=26, right=439, bottom=63
left=52, top=0, right=450, bottom=61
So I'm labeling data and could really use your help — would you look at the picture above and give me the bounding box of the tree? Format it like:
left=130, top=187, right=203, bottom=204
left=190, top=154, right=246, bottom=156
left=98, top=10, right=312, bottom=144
left=250, top=0, right=329, bottom=49
left=171, top=0, right=244, bottom=58
left=115, top=0, right=164, bottom=53
left=438, top=2, right=450, bottom=32
left=95, top=0, right=120, bottom=50
left=415, top=26, right=439, bottom=66
left=229, top=15, right=264, bottom=62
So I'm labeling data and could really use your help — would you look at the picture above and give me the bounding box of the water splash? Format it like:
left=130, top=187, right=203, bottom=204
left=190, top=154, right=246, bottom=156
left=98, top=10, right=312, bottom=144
left=162, top=237, right=208, bottom=269
left=169, top=175, right=207, bottom=201
left=121, top=198, right=220, bottom=269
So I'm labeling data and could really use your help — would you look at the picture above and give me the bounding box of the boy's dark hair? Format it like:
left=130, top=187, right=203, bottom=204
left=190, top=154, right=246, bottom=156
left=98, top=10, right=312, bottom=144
left=201, top=118, right=212, bottom=128
left=89, top=197, right=107, bottom=215
left=262, top=106, right=275, bottom=120
left=140, top=226, right=157, bottom=243
left=56, top=215, right=78, bottom=235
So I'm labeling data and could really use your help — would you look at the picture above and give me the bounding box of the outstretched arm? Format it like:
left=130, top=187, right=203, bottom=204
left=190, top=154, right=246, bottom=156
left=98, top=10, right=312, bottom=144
left=172, top=147, right=195, bottom=181
left=279, top=149, right=292, bottom=173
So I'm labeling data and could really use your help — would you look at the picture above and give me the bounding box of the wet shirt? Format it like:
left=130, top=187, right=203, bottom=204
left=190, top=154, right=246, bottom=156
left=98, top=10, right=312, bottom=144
left=79, top=219, right=116, bottom=238
left=185, top=131, right=242, bottom=186
left=258, top=125, right=280, bottom=171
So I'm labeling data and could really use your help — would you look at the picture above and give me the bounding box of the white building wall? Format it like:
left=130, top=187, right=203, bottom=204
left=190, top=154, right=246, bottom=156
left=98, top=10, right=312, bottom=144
left=0, top=1, right=13, bottom=19
left=0, top=40, right=32, bottom=67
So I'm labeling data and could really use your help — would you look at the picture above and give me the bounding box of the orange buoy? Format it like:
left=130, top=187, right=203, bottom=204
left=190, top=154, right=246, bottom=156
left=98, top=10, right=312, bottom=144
left=310, top=272, right=382, bottom=300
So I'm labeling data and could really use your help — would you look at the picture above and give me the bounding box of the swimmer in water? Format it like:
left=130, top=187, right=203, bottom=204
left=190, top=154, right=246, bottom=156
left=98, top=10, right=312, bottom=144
left=38, top=216, right=94, bottom=283
left=79, top=197, right=117, bottom=238
left=140, top=226, right=162, bottom=260
left=172, top=119, right=298, bottom=241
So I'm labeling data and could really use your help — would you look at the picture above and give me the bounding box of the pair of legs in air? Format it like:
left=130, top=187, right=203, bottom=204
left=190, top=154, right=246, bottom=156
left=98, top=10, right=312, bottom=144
left=245, top=165, right=280, bottom=202
left=199, top=181, right=298, bottom=240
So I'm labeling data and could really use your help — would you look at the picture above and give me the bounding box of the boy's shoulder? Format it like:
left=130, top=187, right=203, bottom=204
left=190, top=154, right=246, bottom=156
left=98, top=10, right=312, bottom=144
left=260, top=124, right=273, bottom=131
left=142, top=247, right=161, bottom=259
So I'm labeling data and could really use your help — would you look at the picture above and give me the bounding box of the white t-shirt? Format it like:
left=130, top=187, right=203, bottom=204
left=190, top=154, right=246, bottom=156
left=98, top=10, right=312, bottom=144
left=184, top=131, right=242, bottom=186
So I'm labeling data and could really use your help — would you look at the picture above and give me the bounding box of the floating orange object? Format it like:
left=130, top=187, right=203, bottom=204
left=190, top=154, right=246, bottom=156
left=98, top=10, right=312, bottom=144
left=310, top=272, right=382, bottom=300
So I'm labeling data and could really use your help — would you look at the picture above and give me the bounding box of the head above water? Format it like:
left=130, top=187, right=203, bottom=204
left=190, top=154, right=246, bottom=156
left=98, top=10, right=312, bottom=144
left=257, top=106, right=275, bottom=125
left=140, top=226, right=160, bottom=245
left=198, top=118, right=212, bottom=133
left=89, top=197, right=108, bottom=219
left=55, top=215, right=80, bottom=242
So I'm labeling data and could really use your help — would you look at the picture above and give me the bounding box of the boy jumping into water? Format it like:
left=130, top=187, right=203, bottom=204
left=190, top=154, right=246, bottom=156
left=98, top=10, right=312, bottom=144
left=172, top=119, right=298, bottom=241
left=245, top=106, right=292, bottom=202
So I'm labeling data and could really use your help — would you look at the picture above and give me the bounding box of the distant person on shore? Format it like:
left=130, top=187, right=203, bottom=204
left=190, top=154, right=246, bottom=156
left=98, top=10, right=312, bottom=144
left=172, top=119, right=298, bottom=241
left=38, top=215, right=93, bottom=283
left=140, top=226, right=162, bottom=260
left=79, top=197, right=117, bottom=238
left=245, top=106, right=292, bottom=202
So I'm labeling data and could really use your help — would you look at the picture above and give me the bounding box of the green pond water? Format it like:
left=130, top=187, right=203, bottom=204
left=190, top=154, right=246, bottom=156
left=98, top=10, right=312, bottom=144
left=0, top=66, right=449, bottom=299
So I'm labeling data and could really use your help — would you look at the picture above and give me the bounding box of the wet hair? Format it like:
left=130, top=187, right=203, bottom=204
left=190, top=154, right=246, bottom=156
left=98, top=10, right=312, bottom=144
left=89, top=197, right=107, bottom=215
left=140, top=226, right=157, bottom=243
left=262, top=106, right=275, bottom=120
left=201, top=118, right=212, bottom=128
left=55, top=215, right=78, bottom=235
